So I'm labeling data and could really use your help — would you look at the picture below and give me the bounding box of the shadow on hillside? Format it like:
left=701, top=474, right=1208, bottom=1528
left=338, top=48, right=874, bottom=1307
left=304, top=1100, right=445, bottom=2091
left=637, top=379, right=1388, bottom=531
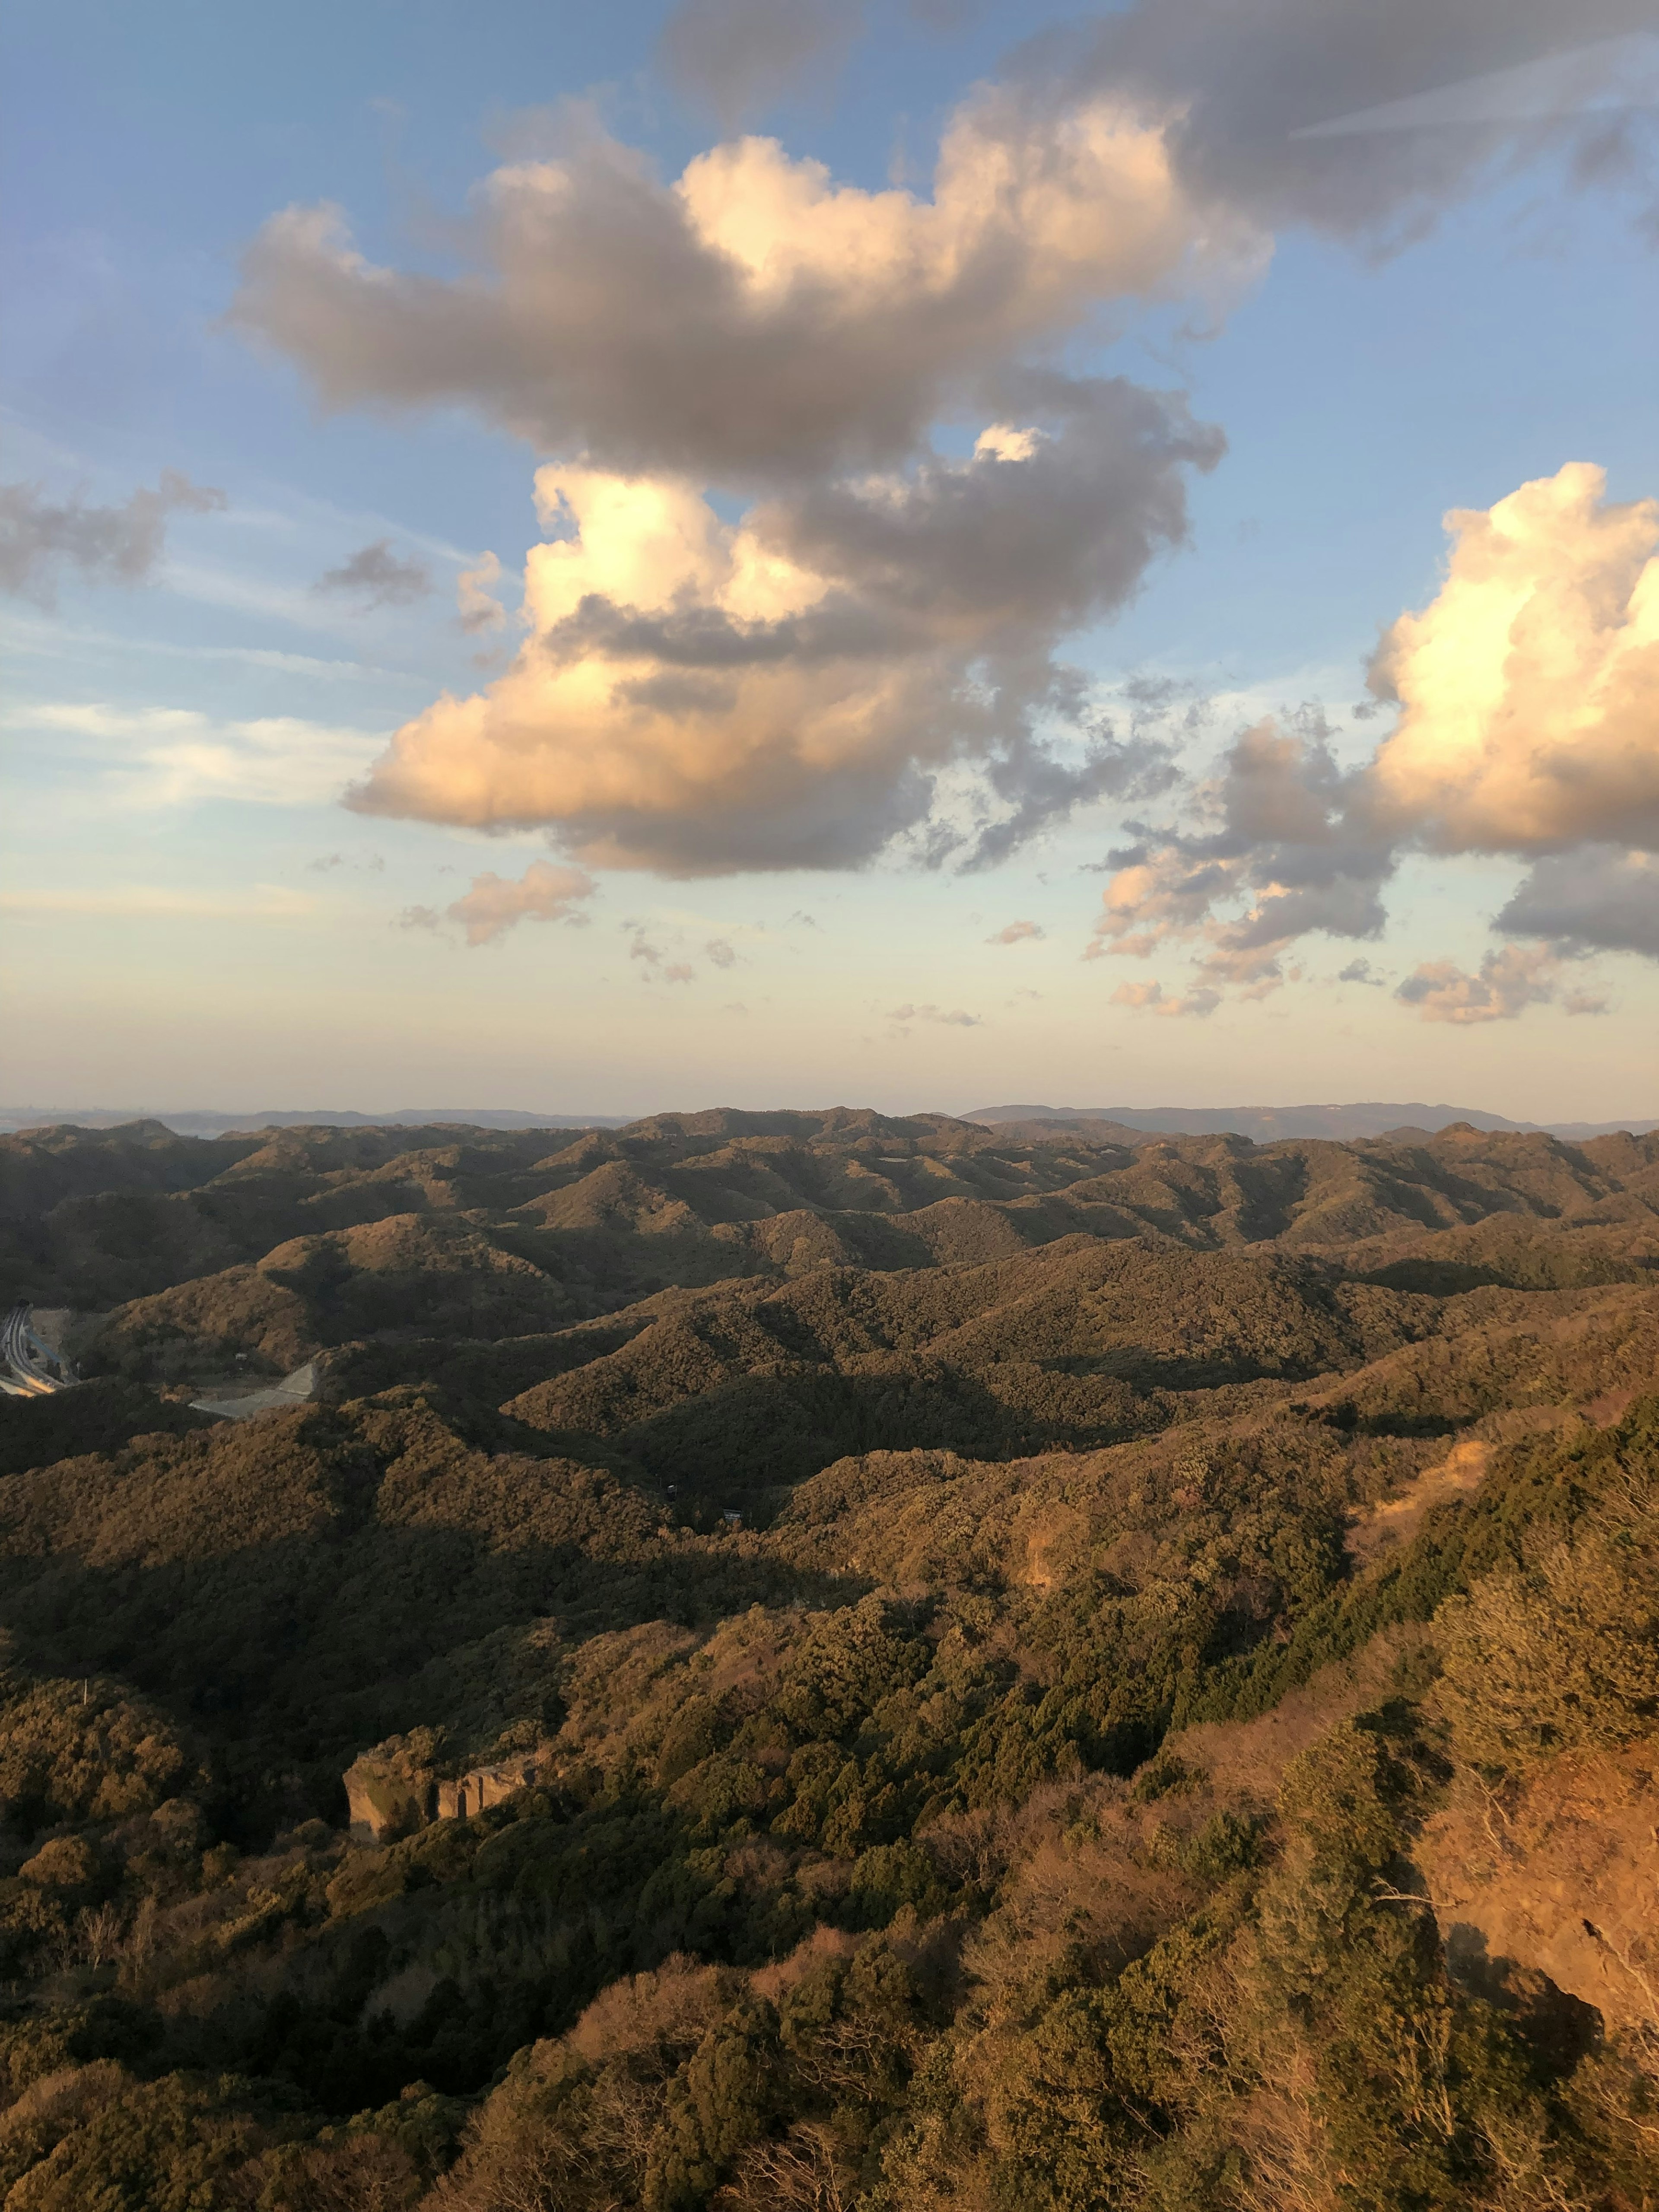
left=0, top=1523, right=868, bottom=1837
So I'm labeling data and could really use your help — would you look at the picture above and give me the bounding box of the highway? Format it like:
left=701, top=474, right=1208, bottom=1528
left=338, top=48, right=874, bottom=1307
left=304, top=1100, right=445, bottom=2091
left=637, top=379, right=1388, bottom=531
left=0, top=1304, right=74, bottom=1396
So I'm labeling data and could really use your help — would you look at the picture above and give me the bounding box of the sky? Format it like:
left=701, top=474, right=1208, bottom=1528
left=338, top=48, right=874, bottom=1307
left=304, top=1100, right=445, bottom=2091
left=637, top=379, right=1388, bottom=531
left=1, top=0, right=1657, bottom=1121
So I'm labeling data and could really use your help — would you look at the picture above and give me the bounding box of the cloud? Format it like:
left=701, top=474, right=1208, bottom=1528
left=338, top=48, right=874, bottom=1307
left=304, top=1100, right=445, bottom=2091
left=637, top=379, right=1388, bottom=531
left=1336, top=956, right=1384, bottom=985
left=315, top=539, right=432, bottom=610
left=1092, top=463, right=1659, bottom=1016
left=15, top=699, right=385, bottom=808
left=444, top=859, right=597, bottom=945
left=1394, top=944, right=1565, bottom=1023
left=656, top=0, right=864, bottom=129
left=1364, top=464, right=1659, bottom=855
left=232, top=51, right=1654, bottom=893
left=343, top=388, right=1216, bottom=874
left=705, top=937, right=738, bottom=966
left=887, top=1002, right=982, bottom=1026
left=308, top=850, right=384, bottom=873
left=234, top=95, right=1249, bottom=486
left=0, top=883, right=313, bottom=922
left=1065, top=6, right=1659, bottom=246
left=1109, top=977, right=1221, bottom=1017
left=1494, top=846, right=1659, bottom=957
left=664, top=961, right=696, bottom=983
left=989, top=918, right=1044, bottom=943
left=0, top=473, right=225, bottom=605
left=457, top=550, right=507, bottom=633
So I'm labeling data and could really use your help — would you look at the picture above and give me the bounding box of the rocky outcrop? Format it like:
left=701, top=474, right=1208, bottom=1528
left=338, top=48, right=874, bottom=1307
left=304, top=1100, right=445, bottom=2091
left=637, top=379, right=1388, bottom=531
left=344, top=1737, right=556, bottom=1843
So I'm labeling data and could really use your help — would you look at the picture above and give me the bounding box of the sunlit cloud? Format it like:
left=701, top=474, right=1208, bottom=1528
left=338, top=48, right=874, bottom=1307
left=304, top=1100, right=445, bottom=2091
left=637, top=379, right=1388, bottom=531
left=1090, top=463, right=1659, bottom=1018
left=445, top=858, right=597, bottom=945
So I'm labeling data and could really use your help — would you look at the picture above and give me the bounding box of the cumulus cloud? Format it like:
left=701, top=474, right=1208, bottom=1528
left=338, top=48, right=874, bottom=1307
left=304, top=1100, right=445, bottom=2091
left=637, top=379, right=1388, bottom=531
left=232, top=31, right=1655, bottom=893
left=706, top=937, right=738, bottom=967
left=234, top=94, right=1251, bottom=486
left=457, top=550, right=508, bottom=633
left=1092, top=463, right=1659, bottom=1017
left=0, top=472, right=225, bottom=604
left=343, top=387, right=1215, bottom=873
left=1065, top=3, right=1659, bottom=245
left=315, top=540, right=432, bottom=610
left=1365, top=463, right=1659, bottom=855
left=989, top=918, right=1044, bottom=943
left=444, top=859, right=597, bottom=945
left=657, top=0, right=864, bottom=128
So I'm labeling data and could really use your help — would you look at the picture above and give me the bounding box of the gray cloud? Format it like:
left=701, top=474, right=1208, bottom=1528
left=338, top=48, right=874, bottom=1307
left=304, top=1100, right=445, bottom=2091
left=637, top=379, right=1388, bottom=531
left=1088, top=715, right=1396, bottom=987
left=0, top=472, right=225, bottom=605
left=1062, top=3, right=1659, bottom=245
left=315, top=540, right=432, bottom=610
left=1495, top=847, right=1659, bottom=957
left=656, top=0, right=864, bottom=128
left=887, top=1002, right=982, bottom=1026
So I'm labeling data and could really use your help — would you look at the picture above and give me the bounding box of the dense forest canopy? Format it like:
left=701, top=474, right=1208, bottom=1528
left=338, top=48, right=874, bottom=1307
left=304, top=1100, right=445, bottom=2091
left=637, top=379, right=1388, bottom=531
left=0, top=1109, right=1656, bottom=2209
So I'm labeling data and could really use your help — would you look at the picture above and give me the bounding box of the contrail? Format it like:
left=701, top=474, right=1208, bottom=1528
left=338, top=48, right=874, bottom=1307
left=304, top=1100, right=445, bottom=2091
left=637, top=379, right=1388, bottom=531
left=1293, top=30, right=1659, bottom=138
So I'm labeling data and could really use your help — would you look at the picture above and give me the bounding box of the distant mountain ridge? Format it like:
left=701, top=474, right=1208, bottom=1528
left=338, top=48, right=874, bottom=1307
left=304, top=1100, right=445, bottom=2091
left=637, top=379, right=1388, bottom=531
left=0, top=1106, right=632, bottom=1136
left=966, top=1101, right=1659, bottom=1141
left=3, top=1100, right=1654, bottom=1142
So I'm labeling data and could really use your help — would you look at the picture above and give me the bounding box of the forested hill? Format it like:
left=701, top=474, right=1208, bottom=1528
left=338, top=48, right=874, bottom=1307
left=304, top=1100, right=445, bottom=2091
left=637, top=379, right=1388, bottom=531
left=0, top=1112, right=1655, bottom=2208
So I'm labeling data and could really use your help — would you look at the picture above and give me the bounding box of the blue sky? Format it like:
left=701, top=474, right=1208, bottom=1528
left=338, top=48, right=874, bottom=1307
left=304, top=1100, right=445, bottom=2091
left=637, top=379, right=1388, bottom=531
left=2, top=0, right=1656, bottom=1117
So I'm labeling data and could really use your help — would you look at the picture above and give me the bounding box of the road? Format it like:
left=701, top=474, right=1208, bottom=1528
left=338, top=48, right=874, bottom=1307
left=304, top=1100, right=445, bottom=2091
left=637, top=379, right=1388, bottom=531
left=0, top=1304, right=75, bottom=1396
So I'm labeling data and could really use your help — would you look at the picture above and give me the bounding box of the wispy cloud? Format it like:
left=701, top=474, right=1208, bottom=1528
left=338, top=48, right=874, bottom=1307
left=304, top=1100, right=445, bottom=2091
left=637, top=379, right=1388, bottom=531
left=0, top=884, right=317, bottom=921
left=12, top=700, right=387, bottom=807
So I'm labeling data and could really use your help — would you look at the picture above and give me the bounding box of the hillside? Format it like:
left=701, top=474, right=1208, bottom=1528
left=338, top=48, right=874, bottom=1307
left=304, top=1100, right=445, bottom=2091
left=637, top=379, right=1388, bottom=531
left=0, top=1111, right=1654, bottom=2209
